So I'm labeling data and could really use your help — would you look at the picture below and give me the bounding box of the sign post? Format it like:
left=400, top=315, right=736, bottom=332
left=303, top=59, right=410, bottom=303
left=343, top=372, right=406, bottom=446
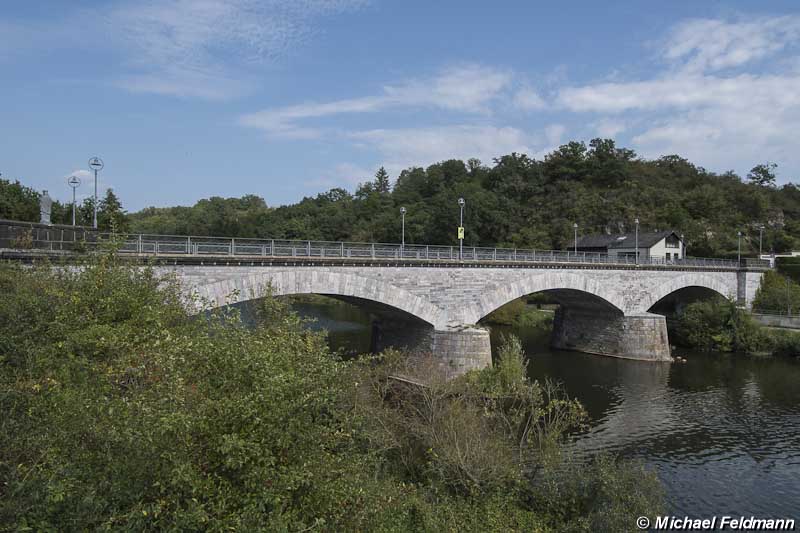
left=67, top=175, right=81, bottom=226
left=88, top=157, right=104, bottom=229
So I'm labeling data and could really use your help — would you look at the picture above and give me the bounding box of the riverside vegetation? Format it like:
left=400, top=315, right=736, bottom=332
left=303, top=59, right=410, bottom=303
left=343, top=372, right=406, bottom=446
left=0, top=252, right=663, bottom=531
left=669, top=269, right=800, bottom=356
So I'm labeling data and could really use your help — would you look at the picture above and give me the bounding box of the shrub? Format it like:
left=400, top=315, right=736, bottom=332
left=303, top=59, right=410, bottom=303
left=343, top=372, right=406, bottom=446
left=675, top=298, right=766, bottom=353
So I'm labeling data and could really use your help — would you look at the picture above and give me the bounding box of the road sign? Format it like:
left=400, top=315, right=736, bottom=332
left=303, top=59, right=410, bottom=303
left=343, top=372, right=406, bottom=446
left=458, top=226, right=464, bottom=239
left=88, top=157, right=104, bottom=171
left=68, top=175, right=81, bottom=188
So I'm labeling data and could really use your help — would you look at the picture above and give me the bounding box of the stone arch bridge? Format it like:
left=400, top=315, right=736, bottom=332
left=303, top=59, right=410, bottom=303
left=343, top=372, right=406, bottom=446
left=158, top=262, right=764, bottom=376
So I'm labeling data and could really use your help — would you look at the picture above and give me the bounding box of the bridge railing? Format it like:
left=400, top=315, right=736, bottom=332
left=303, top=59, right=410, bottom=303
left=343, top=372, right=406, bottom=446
left=97, top=234, right=774, bottom=269
left=0, top=220, right=771, bottom=269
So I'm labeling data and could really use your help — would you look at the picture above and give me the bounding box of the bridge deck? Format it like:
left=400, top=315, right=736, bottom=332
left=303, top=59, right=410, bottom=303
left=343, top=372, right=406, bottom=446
left=1, top=248, right=762, bottom=272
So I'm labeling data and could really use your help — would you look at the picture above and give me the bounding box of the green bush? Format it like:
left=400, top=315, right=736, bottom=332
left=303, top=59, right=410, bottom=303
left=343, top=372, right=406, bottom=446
left=753, top=270, right=800, bottom=315
left=675, top=298, right=767, bottom=353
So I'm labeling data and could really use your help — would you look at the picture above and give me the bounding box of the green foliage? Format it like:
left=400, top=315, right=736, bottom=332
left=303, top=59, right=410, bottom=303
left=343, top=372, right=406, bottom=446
left=530, top=454, right=664, bottom=532
left=748, top=162, right=778, bottom=187
left=482, top=298, right=556, bottom=330
left=776, top=256, right=800, bottom=284
left=767, top=329, right=800, bottom=357
left=1, top=259, right=663, bottom=531
left=753, top=270, right=800, bottom=315
left=676, top=299, right=768, bottom=353
left=0, top=178, right=39, bottom=221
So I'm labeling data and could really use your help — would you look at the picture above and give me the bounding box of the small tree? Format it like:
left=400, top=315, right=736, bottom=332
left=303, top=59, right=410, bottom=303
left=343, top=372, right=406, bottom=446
left=747, top=162, right=777, bottom=187
left=98, top=189, right=128, bottom=232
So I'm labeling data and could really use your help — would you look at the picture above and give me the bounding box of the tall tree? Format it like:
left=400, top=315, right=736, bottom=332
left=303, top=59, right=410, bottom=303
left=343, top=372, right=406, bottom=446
left=374, top=166, right=391, bottom=194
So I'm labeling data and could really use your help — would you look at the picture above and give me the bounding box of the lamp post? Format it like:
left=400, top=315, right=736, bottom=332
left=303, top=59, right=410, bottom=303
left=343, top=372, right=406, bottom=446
left=88, top=157, right=104, bottom=229
left=458, top=197, right=465, bottom=260
left=67, top=175, right=81, bottom=226
left=634, top=217, right=640, bottom=264
left=400, top=206, right=406, bottom=254
left=759, top=225, right=765, bottom=257
left=737, top=231, right=742, bottom=264
left=573, top=223, right=578, bottom=254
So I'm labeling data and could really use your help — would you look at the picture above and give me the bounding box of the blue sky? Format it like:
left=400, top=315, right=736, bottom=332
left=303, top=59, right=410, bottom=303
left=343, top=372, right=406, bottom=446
left=2, top=1, right=800, bottom=211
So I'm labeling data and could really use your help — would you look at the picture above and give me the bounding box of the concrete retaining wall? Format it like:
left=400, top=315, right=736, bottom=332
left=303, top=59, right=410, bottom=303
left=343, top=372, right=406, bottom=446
left=752, top=314, right=800, bottom=330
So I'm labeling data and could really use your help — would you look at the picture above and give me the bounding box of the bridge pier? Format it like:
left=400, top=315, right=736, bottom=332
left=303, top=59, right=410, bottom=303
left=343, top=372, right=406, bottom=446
left=551, top=308, right=671, bottom=362
left=372, top=318, right=492, bottom=377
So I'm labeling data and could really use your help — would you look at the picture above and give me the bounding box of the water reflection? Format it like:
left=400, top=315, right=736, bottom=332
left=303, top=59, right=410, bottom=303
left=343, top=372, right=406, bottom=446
left=488, top=324, right=800, bottom=517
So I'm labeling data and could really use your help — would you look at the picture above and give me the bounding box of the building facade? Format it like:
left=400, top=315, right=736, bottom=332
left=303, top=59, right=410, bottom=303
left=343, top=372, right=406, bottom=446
left=576, top=230, right=685, bottom=262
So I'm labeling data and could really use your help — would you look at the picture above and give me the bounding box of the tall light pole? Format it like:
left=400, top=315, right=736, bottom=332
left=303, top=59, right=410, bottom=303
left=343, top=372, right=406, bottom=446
left=634, top=217, right=640, bottom=264
left=737, top=231, right=742, bottom=264
left=759, top=225, right=765, bottom=257
left=458, top=197, right=465, bottom=260
left=67, top=175, right=81, bottom=226
left=400, top=206, right=406, bottom=253
left=573, top=222, right=578, bottom=254
left=88, top=157, right=104, bottom=229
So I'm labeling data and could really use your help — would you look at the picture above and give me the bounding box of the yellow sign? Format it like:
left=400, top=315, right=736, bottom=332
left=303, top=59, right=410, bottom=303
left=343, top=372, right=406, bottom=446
left=458, top=226, right=465, bottom=239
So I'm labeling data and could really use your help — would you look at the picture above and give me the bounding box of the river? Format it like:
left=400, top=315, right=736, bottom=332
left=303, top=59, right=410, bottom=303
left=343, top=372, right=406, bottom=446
left=283, top=298, right=800, bottom=517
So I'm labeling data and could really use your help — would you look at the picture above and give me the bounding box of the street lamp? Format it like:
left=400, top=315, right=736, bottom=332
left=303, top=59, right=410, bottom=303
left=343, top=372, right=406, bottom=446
left=573, top=222, right=578, bottom=254
left=634, top=217, right=640, bottom=264
left=400, top=207, right=406, bottom=254
left=458, top=197, right=465, bottom=260
left=88, top=157, right=104, bottom=229
left=759, top=225, right=765, bottom=257
left=67, top=175, right=81, bottom=226
left=737, top=231, right=742, bottom=264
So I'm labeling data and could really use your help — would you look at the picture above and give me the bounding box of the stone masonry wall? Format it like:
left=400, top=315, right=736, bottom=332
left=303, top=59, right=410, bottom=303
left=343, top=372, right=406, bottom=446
left=551, top=308, right=672, bottom=362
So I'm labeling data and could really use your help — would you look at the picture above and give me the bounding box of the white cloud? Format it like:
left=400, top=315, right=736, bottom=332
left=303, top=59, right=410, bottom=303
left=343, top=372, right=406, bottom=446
left=592, top=119, right=627, bottom=138
left=305, top=162, right=375, bottom=189
left=663, top=16, right=800, bottom=74
left=551, top=14, right=800, bottom=180
left=513, top=87, right=547, bottom=111
left=383, top=64, right=512, bottom=113
left=240, top=64, right=513, bottom=136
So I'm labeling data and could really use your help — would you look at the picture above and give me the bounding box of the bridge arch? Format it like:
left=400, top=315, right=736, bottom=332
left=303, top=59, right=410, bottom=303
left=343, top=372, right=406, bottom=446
left=190, top=269, right=445, bottom=327
left=638, top=273, right=736, bottom=313
left=468, top=271, right=626, bottom=325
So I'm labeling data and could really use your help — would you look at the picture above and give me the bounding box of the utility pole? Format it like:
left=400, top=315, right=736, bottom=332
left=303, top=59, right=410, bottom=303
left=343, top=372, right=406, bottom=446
left=634, top=217, right=639, bottom=264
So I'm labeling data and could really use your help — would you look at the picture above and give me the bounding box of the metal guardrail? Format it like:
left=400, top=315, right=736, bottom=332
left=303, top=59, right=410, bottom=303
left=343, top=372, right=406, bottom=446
left=0, top=221, right=772, bottom=270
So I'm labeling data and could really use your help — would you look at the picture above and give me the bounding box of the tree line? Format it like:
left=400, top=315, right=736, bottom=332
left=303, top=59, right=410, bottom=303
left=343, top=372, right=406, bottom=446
left=3, top=139, right=799, bottom=257
left=0, top=178, right=128, bottom=231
